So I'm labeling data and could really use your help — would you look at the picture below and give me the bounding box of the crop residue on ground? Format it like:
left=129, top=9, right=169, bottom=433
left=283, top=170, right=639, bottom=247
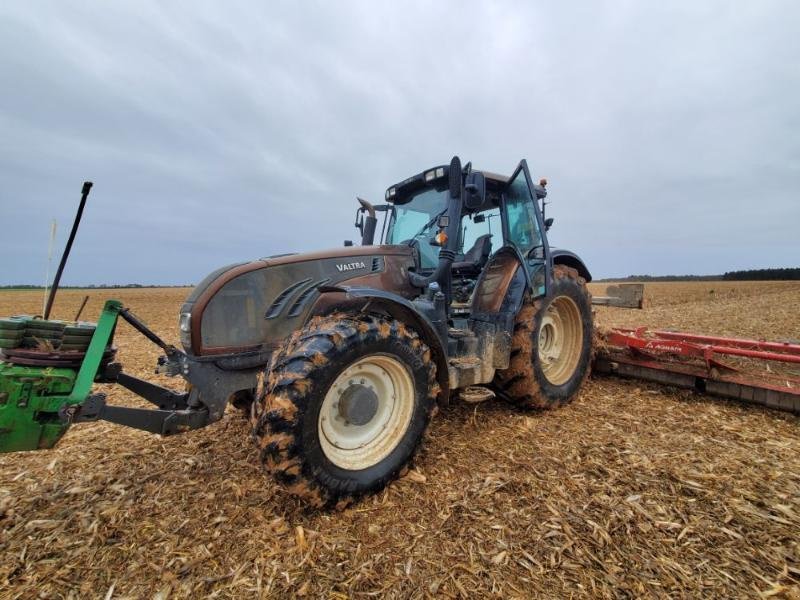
left=1, top=282, right=799, bottom=598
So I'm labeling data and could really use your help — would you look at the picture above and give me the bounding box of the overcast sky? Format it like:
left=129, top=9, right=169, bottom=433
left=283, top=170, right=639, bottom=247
left=1, top=1, right=798, bottom=285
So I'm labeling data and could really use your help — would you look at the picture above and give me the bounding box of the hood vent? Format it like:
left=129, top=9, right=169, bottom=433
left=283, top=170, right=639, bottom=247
left=287, top=278, right=331, bottom=318
left=265, top=278, right=312, bottom=319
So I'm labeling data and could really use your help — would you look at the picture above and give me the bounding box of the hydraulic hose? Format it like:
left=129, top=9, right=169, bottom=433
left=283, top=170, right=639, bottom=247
left=408, top=248, right=456, bottom=288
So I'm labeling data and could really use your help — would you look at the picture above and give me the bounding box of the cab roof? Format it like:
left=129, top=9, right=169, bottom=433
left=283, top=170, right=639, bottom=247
left=386, top=166, right=508, bottom=204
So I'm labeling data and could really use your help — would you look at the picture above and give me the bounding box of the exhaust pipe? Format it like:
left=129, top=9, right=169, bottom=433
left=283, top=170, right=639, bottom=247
left=357, top=197, right=378, bottom=246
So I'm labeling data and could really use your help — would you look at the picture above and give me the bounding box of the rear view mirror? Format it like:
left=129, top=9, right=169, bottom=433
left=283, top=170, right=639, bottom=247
left=544, top=217, right=554, bottom=231
left=464, top=172, right=485, bottom=210
left=473, top=214, right=486, bottom=224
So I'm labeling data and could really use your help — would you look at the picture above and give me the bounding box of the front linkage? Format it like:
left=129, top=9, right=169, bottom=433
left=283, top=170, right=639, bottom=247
left=0, top=300, right=234, bottom=453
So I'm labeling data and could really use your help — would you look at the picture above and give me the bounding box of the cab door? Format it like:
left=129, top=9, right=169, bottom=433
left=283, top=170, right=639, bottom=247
left=501, top=160, right=551, bottom=297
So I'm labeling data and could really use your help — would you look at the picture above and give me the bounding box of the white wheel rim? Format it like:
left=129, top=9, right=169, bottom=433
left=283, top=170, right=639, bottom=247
left=319, top=354, right=415, bottom=470
left=538, top=296, right=583, bottom=386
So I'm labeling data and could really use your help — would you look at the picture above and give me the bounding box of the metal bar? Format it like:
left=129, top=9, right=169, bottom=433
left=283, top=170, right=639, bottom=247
left=699, top=345, right=800, bottom=364
left=44, top=181, right=92, bottom=319
left=74, top=295, right=89, bottom=321
left=653, top=330, right=800, bottom=357
left=118, top=308, right=176, bottom=355
left=607, top=329, right=800, bottom=364
left=72, top=394, right=211, bottom=435
left=604, top=330, right=709, bottom=360
left=116, top=372, right=188, bottom=410
left=595, top=355, right=800, bottom=415
left=68, top=299, right=122, bottom=404
left=101, top=404, right=210, bottom=436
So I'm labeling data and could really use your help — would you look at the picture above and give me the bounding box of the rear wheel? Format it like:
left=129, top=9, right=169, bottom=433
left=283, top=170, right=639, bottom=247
left=251, top=313, right=437, bottom=508
left=494, top=265, right=593, bottom=408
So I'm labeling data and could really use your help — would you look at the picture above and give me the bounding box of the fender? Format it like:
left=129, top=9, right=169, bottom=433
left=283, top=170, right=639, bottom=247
left=551, top=249, right=592, bottom=282
left=472, top=248, right=525, bottom=315
left=312, top=286, right=450, bottom=403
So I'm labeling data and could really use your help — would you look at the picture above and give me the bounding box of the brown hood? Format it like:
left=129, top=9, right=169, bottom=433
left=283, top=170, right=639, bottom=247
left=182, top=245, right=416, bottom=355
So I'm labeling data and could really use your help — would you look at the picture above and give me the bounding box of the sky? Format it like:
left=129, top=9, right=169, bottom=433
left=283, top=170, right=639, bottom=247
left=1, top=1, right=798, bottom=285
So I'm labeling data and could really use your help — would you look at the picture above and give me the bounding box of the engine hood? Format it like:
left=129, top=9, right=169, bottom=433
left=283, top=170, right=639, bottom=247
left=181, top=245, right=416, bottom=356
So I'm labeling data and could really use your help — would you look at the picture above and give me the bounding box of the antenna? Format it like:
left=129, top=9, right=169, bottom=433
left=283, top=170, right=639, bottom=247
left=42, top=220, right=57, bottom=316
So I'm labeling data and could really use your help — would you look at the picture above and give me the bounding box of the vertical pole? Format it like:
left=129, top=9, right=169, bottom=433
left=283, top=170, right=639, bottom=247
left=43, top=219, right=57, bottom=315
left=44, top=181, right=93, bottom=320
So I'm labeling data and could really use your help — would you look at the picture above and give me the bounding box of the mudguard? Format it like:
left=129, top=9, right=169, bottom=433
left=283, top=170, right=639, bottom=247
left=551, top=249, right=592, bottom=282
left=314, top=286, right=450, bottom=403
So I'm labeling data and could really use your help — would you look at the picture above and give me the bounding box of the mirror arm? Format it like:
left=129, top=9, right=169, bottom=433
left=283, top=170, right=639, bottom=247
left=354, top=207, right=364, bottom=232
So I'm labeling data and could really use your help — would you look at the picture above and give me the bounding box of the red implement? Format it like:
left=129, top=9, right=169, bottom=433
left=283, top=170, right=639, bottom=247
left=595, top=328, right=800, bottom=415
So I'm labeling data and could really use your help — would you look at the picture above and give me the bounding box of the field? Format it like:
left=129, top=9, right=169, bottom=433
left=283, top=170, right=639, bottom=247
left=1, top=282, right=799, bottom=598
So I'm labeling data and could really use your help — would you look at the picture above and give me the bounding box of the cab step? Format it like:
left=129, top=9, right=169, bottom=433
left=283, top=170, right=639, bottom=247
left=458, top=386, right=496, bottom=403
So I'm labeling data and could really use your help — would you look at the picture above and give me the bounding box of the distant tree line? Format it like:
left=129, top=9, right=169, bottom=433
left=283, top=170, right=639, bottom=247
left=599, top=274, right=721, bottom=282
left=597, top=268, right=799, bottom=283
left=722, top=268, right=800, bottom=281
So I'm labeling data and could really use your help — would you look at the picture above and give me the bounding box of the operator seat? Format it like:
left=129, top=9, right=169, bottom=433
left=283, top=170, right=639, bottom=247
left=452, top=234, right=493, bottom=275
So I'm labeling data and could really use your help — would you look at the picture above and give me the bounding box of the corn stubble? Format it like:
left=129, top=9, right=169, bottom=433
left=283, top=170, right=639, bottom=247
left=0, top=283, right=798, bottom=598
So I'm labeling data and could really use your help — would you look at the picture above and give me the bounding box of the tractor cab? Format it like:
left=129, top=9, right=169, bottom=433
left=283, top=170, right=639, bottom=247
left=375, top=158, right=556, bottom=315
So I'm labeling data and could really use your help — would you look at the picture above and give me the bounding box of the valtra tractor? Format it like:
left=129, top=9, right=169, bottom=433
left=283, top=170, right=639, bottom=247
left=1, top=157, right=798, bottom=508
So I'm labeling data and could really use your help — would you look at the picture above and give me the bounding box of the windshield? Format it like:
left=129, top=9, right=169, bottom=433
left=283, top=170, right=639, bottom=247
left=385, top=187, right=448, bottom=270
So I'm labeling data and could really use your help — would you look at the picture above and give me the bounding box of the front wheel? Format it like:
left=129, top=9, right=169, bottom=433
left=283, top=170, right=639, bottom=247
left=251, top=313, right=437, bottom=508
left=494, top=265, right=594, bottom=409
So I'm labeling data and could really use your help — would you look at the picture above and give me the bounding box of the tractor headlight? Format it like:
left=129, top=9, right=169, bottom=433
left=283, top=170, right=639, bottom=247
left=424, top=167, right=445, bottom=182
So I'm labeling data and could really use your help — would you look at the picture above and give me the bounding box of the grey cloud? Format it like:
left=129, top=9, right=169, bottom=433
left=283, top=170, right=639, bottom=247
left=1, top=0, right=798, bottom=285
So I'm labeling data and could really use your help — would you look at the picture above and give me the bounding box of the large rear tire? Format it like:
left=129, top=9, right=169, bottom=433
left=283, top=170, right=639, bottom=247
left=251, top=313, right=437, bottom=508
left=494, top=265, right=594, bottom=409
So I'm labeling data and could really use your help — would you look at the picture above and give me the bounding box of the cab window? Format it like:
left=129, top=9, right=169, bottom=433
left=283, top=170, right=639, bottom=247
left=459, top=209, right=500, bottom=255
left=503, top=171, right=542, bottom=254
left=385, top=187, right=448, bottom=270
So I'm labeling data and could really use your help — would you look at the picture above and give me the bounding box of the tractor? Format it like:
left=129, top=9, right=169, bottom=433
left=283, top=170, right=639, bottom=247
left=1, top=156, right=597, bottom=508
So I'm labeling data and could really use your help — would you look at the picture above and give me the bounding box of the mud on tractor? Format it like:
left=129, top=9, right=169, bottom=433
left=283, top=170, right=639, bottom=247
left=4, top=157, right=795, bottom=508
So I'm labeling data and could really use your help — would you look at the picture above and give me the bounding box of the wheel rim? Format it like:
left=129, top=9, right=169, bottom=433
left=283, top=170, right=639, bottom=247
left=537, top=296, right=584, bottom=386
left=319, top=354, right=415, bottom=470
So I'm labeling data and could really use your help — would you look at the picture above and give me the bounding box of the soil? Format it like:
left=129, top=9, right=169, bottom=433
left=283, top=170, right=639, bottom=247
left=0, top=283, right=798, bottom=598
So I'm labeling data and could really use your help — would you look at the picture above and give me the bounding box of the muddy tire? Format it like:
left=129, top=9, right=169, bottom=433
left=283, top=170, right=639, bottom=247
left=251, top=313, right=437, bottom=508
left=494, top=265, right=593, bottom=409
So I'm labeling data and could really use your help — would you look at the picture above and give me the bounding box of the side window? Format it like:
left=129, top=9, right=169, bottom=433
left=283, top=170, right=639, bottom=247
left=504, top=172, right=542, bottom=255
left=459, top=209, right=500, bottom=255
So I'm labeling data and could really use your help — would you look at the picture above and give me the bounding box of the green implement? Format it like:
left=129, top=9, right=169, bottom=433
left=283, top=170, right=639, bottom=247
left=0, top=300, right=122, bottom=452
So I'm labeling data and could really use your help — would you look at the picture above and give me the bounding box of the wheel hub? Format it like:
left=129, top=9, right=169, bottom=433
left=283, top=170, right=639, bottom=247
left=537, top=296, right=583, bottom=386
left=337, top=383, right=379, bottom=426
left=319, top=354, right=416, bottom=470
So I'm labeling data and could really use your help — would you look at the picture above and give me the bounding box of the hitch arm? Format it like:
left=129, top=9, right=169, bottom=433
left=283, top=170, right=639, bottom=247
left=98, top=363, right=189, bottom=410
left=70, top=394, right=210, bottom=436
left=118, top=308, right=179, bottom=355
